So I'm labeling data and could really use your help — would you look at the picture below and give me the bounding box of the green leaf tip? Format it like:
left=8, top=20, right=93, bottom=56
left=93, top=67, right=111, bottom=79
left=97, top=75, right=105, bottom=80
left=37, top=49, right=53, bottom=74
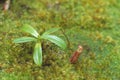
left=22, top=24, right=39, bottom=38
left=42, top=28, right=61, bottom=35
left=13, top=37, right=37, bottom=43
left=41, top=35, right=67, bottom=50
left=33, top=43, right=42, bottom=66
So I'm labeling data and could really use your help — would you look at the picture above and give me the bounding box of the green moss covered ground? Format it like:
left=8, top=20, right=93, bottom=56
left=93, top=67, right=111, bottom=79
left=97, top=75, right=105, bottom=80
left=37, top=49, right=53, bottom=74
left=0, top=0, right=120, bottom=80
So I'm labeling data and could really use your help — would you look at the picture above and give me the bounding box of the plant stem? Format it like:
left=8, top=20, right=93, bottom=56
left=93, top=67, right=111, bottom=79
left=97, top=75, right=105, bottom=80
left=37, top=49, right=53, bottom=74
left=60, top=28, right=71, bottom=49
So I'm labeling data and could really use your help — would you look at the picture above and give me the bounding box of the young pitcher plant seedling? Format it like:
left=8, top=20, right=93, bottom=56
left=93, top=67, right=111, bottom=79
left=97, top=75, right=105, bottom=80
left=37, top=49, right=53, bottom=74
left=13, top=24, right=67, bottom=66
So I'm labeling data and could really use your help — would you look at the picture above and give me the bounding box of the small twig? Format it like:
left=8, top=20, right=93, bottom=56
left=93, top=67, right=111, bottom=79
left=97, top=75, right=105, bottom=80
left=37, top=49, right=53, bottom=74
left=70, top=45, right=83, bottom=64
left=3, top=0, right=10, bottom=11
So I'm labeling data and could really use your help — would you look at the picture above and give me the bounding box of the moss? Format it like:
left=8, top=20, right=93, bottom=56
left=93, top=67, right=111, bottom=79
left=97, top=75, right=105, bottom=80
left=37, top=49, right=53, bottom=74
left=0, top=0, right=120, bottom=80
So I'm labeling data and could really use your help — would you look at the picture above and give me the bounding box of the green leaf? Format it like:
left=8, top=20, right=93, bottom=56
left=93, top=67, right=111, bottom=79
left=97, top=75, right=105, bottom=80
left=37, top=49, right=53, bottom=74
left=42, top=28, right=60, bottom=35
left=41, top=35, right=66, bottom=50
left=22, top=24, right=39, bottom=38
left=33, top=43, right=42, bottom=66
left=13, top=37, right=37, bottom=43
